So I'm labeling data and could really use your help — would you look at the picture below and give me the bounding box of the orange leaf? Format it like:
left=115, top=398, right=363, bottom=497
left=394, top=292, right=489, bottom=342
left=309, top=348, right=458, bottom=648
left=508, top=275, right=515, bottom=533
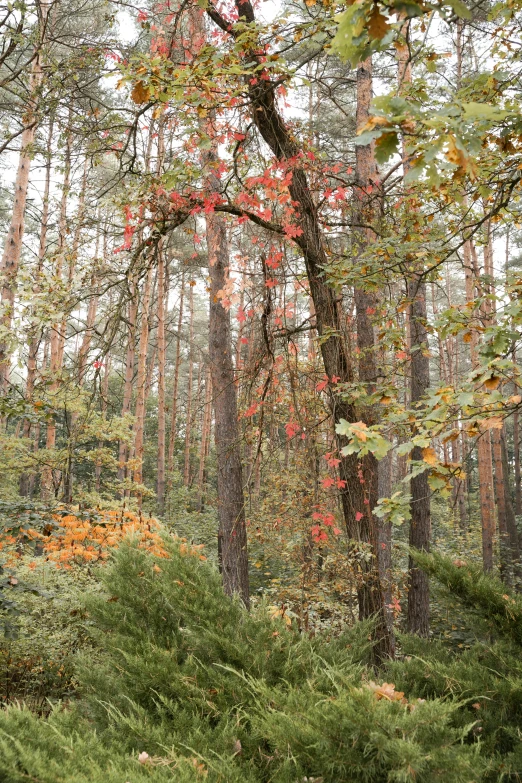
left=422, top=446, right=438, bottom=465
left=130, top=81, right=150, bottom=104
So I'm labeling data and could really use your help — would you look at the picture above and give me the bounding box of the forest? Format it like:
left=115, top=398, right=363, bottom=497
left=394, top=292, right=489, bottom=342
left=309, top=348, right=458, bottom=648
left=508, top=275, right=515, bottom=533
left=1, top=0, right=522, bottom=779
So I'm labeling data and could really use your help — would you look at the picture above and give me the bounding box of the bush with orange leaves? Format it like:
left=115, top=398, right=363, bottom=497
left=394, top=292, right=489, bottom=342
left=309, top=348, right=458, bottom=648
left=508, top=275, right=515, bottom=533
left=23, top=508, right=177, bottom=568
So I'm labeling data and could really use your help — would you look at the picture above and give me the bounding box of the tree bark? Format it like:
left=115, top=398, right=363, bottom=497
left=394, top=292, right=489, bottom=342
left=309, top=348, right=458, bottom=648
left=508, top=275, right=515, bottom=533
left=19, top=115, right=54, bottom=495
left=0, top=2, right=49, bottom=393
left=206, top=196, right=250, bottom=606
left=197, top=365, right=212, bottom=510
left=157, top=242, right=167, bottom=515
left=118, top=275, right=138, bottom=494
left=167, top=270, right=185, bottom=482
left=183, top=281, right=194, bottom=487
left=204, top=0, right=391, bottom=652
left=133, top=265, right=154, bottom=506
left=396, top=18, right=431, bottom=636
left=41, top=121, right=72, bottom=500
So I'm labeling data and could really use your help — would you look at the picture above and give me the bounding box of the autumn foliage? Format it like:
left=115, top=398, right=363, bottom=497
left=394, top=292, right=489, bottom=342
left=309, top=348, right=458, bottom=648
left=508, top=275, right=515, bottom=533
left=1, top=508, right=206, bottom=569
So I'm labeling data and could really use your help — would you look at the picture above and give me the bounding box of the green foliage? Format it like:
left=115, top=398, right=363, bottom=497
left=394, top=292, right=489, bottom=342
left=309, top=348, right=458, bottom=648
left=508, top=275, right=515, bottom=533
left=0, top=538, right=486, bottom=782
left=410, top=549, right=522, bottom=646
left=387, top=550, right=522, bottom=780
left=0, top=557, right=100, bottom=709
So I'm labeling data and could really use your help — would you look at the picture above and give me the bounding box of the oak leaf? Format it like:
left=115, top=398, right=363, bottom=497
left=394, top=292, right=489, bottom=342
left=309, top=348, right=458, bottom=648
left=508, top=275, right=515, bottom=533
left=422, top=446, right=438, bottom=465
left=130, top=81, right=150, bottom=104
left=367, top=7, right=391, bottom=40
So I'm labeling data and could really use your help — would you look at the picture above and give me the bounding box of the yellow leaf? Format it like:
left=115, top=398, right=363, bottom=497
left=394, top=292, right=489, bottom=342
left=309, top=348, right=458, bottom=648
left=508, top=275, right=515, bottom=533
left=484, top=375, right=501, bottom=390
left=422, top=447, right=438, bottom=465
left=379, top=395, right=392, bottom=405
left=480, top=416, right=503, bottom=430
left=445, top=134, right=467, bottom=168
left=462, top=331, right=473, bottom=343
left=353, top=421, right=368, bottom=442
left=358, top=115, right=391, bottom=135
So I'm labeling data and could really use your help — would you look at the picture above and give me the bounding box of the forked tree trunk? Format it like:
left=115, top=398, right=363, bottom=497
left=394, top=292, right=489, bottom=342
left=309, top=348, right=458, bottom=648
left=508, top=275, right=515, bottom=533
left=204, top=0, right=391, bottom=651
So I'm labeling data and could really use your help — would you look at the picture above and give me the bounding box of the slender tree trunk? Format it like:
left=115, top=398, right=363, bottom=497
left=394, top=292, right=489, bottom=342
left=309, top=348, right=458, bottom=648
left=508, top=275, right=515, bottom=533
left=19, top=116, right=54, bottom=495
left=41, top=122, right=72, bottom=500
left=463, top=236, right=495, bottom=568
left=189, top=3, right=250, bottom=601
left=397, top=19, right=431, bottom=636
left=95, top=355, right=111, bottom=492
left=206, top=187, right=250, bottom=606
left=353, top=58, right=395, bottom=653
left=157, top=243, right=167, bottom=515
left=133, top=266, right=154, bottom=506
left=197, top=366, right=212, bottom=509
left=0, top=3, right=49, bottom=393
left=167, top=271, right=185, bottom=483
left=406, top=275, right=431, bottom=635
left=183, top=282, right=195, bottom=487
left=492, top=426, right=512, bottom=582
left=118, top=276, right=138, bottom=492
left=515, top=401, right=521, bottom=516
left=501, top=430, right=521, bottom=569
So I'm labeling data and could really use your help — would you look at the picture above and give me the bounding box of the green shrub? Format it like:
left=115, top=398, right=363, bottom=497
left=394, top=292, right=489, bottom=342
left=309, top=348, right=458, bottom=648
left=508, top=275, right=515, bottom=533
left=0, top=537, right=487, bottom=782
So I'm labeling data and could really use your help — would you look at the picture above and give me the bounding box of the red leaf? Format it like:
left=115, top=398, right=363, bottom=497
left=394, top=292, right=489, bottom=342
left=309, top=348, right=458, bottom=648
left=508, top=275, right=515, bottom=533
left=283, top=223, right=304, bottom=238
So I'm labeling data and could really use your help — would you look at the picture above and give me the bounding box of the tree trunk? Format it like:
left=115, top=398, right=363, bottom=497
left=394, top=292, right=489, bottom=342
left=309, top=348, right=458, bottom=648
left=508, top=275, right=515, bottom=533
left=406, top=273, right=431, bottom=636
left=397, top=18, right=431, bottom=636
left=513, top=410, right=522, bottom=516
left=492, top=427, right=513, bottom=582
left=353, top=58, right=395, bottom=652
left=41, top=121, right=72, bottom=500
left=197, top=365, right=212, bottom=510
left=157, top=242, right=167, bottom=516
left=133, top=266, right=154, bottom=506
left=19, top=115, right=54, bottom=495
left=118, top=275, right=138, bottom=493
left=0, top=3, right=49, bottom=393
left=204, top=0, right=391, bottom=653
left=462, top=237, right=495, bottom=568
left=167, top=270, right=185, bottom=483
left=183, top=281, right=194, bottom=487
left=206, top=193, right=250, bottom=606
left=95, top=355, right=111, bottom=492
